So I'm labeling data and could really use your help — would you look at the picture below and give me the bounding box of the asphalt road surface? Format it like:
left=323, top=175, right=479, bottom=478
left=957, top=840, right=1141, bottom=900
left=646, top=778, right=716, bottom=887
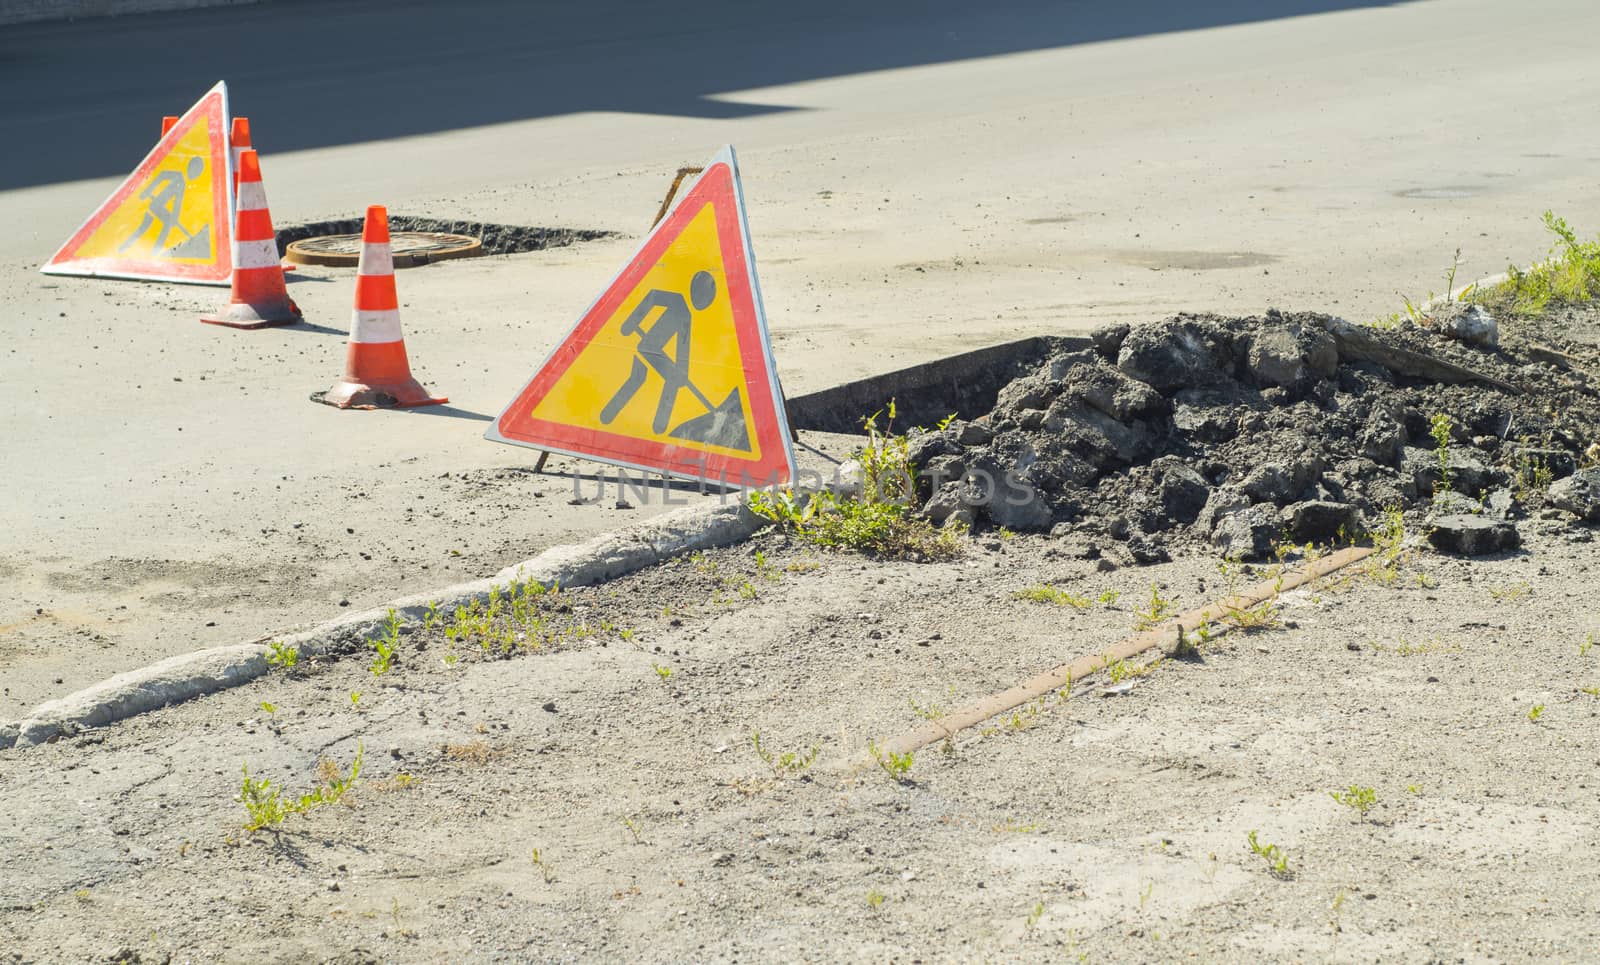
left=2, top=0, right=1598, bottom=716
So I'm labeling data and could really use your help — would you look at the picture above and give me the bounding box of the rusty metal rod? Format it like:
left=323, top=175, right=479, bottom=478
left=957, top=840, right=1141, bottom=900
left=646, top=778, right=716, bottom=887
left=875, top=544, right=1377, bottom=758
left=652, top=166, right=705, bottom=228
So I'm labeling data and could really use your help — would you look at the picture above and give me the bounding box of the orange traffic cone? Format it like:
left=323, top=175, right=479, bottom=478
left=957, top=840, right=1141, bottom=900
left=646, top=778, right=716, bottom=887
left=200, top=149, right=301, bottom=329
left=161, top=115, right=178, bottom=136
left=314, top=206, right=447, bottom=409
left=229, top=117, right=251, bottom=200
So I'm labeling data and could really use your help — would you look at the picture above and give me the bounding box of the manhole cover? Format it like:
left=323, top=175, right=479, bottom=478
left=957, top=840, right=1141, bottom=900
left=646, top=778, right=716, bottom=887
left=277, top=216, right=613, bottom=261
left=286, top=231, right=483, bottom=268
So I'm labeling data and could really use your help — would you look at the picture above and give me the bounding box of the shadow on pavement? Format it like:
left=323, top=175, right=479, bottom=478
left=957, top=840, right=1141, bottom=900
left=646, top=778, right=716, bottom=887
left=0, top=0, right=1408, bottom=191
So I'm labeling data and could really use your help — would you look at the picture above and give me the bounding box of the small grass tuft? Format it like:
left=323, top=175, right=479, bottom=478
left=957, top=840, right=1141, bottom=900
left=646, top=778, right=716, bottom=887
left=750, top=731, right=820, bottom=777
left=1133, top=583, right=1177, bottom=630
left=867, top=739, right=914, bottom=783
left=238, top=744, right=363, bottom=832
left=1013, top=584, right=1091, bottom=610
left=1247, top=830, right=1292, bottom=879
left=265, top=640, right=299, bottom=672
left=1329, top=785, right=1377, bottom=821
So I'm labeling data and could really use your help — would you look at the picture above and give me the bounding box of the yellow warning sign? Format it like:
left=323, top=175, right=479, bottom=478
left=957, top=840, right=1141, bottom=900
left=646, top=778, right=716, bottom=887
left=77, top=122, right=219, bottom=262
left=532, top=201, right=760, bottom=459
left=489, top=145, right=796, bottom=487
left=42, top=81, right=233, bottom=286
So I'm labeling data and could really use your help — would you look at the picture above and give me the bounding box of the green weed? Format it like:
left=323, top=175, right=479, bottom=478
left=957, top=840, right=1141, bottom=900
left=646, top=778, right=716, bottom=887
left=1329, top=785, right=1377, bottom=820
left=748, top=403, right=962, bottom=561
left=752, top=550, right=781, bottom=583
left=265, top=640, right=299, bottom=672
left=867, top=739, right=914, bottom=782
left=1246, top=830, right=1292, bottom=879
left=238, top=744, right=363, bottom=832
left=1477, top=210, right=1600, bottom=317
left=1106, top=657, right=1163, bottom=684
left=1430, top=413, right=1454, bottom=502
left=1222, top=594, right=1282, bottom=631
left=1013, top=584, right=1091, bottom=610
left=1360, top=506, right=1410, bottom=585
left=237, top=768, right=289, bottom=831
left=1527, top=704, right=1545, bottom=723
left=439, top=579, right=603, bottom=660
left=750, top=730, right=819, bottom=777
left=368, top=609, right=401, bottom=676
left=1002, top=697, right=1048, bottom=732
left=1133, top=583, right=1176, bottom=630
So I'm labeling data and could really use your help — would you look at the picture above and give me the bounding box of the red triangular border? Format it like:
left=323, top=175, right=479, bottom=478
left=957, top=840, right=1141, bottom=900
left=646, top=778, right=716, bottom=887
left=489, top=149, right=796, bottom=488
left=42, top=81, right=233, bottom=286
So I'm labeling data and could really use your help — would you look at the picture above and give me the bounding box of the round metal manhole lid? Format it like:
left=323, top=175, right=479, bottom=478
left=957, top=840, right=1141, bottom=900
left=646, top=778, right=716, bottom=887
left=285, top=231, right=483, bottom=268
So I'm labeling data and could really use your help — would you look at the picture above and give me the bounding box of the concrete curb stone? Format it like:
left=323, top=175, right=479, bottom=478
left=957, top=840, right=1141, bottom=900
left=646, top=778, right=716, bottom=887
left=1, top=498, right=766, bottom=750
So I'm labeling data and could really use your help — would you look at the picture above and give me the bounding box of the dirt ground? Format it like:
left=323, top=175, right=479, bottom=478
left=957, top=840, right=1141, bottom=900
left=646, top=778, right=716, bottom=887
left=2, top=516, right=1596, bottom=962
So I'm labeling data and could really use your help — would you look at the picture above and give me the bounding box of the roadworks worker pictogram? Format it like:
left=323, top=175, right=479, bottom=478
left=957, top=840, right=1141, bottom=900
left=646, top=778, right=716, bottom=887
left=42, top=81, right=233, bottom=285
left=117, top=155, right=211, bottom=259
left=599, top=269, right=752, bottom=452
left=488, top=145, right=796, bottom=487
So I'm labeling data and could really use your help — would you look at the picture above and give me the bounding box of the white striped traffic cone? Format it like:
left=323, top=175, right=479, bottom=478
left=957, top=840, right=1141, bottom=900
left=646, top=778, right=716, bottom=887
left=314, top=206, right=446, bottom=409
left=229, top=117, right=251, bottom=202
left=200, top=149, right=301, bottom=329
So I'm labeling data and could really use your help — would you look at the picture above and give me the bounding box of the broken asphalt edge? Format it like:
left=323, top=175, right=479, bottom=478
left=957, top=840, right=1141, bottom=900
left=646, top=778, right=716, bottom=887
left=0, top=498, right=770, bottom=751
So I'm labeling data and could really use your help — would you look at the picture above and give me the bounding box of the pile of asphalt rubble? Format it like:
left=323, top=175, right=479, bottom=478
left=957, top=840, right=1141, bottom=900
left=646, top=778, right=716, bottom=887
left=907, top=307, right=1600, bottom=562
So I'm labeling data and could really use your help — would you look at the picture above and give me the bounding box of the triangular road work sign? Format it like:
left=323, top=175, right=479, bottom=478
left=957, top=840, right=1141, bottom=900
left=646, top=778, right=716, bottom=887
left=43, top=81, right=233, bottom=286
left=488, top=146, right=797, bottom=488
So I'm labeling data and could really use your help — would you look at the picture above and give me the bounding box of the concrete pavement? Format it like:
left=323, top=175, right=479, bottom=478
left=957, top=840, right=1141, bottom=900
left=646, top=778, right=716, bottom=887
left=3, top=0, right=1598, bottom=714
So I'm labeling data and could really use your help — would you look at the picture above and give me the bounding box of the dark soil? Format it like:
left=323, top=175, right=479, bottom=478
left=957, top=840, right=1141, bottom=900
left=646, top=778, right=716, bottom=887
left=910, top=305, right=1600, bottom=562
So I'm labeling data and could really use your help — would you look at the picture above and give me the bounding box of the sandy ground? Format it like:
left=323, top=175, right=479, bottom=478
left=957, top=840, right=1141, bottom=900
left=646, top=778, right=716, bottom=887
left=1, top=517, right=1596, bottom=961
left=5, top=0, right=1600, bottom=715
